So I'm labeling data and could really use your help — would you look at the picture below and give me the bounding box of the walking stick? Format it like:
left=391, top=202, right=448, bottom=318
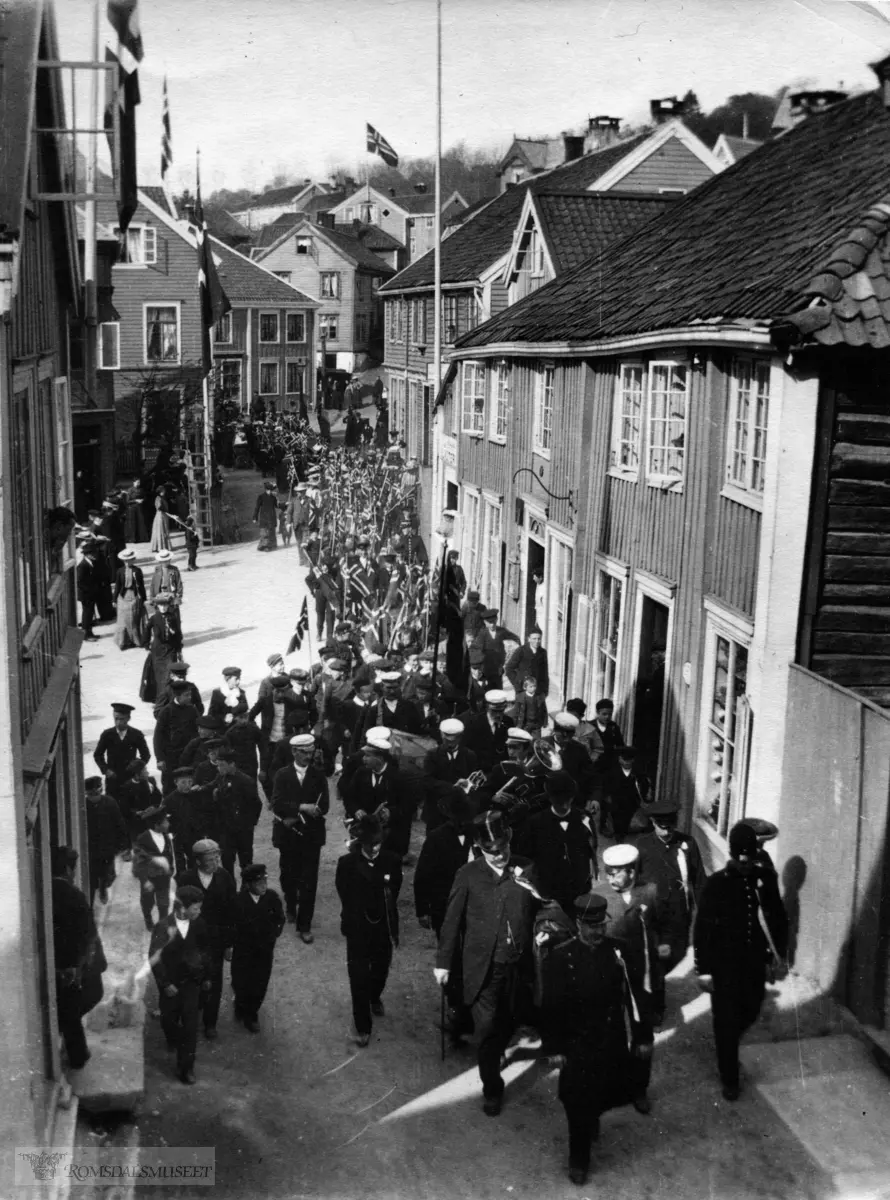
left=440, top=980, right=446, bottom=1062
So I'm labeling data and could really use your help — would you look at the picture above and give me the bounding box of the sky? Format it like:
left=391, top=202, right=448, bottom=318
left=53, top=0, right=890, bottom=197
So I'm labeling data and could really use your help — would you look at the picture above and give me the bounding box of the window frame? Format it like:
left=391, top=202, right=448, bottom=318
left=443, top=294, right=459, bottom=344
left=214, top=311, right=233, bottom=345
left=533, top=363, right=554, bottom=457
left=115, top=223, right=157, bottom=266
left=608, top=362, right=644, bottom=478
left=489, top=359, right=509, bottom=443
left=723, top=357, right=771, bottom=511
left=295, top=236, right=311, bottom=255
left=320, top=313, right=339, bottom=342
left=645, top=359, right=688, bottom=486
left=258, top=359, right=280, bottom=395
left=214, top=357, right=243, bottom=407
left=258, top=311, right=280, bottom=344
left=143, top=301, right=181, bottom=366
left=593, top=558, right=628, bottom=706
left=98, top=321, right=120, bottom=370
left=319, top=271, right=341, bottom=300
left=285, top=360, right=304, bottom=396
left=286, top=312, right=306, bottom=343
left=460, top=360, right=486, bottom=437
left=54, top=377, right=75, bottom=569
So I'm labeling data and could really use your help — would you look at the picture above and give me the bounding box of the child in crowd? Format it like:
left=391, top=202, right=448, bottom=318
left=510, top=675, right=549, bottom=738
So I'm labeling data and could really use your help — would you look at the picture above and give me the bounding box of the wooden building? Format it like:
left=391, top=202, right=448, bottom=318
left=328, top=184, right=469, bottom=262
left=448, top=85, right=890, bottom=1029
left=0, top=0, right=89, bottom=1173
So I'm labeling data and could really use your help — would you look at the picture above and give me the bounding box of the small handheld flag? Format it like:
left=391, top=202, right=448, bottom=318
left=287, top=597, right=310, bottom=655
left=366, top=123, right=399, bottom=168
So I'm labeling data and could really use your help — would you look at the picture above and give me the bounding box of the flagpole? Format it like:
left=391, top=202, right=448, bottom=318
left=432, top=0, right=443, bottom=559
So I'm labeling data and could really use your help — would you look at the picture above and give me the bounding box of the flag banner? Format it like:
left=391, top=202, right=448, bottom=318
left=161, top=76, right=172, bottom=180
left=366, top=122, right=399, bottom=168
left=103, top=48, right=140, bottom=234
left=195, top=159, right=231, bottom=376
left=287, top=598, right=310, bottom=655
left=107, top=0, right=144, bottom=71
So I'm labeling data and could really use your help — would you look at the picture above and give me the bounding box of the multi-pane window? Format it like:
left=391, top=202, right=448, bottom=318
left=99, top=322, right=120, bottom=369
left=286, top=361, right=304, bottom=395
left=259, top=361, right=280, bottom=394
left=534, top=364, right=554, bottom=454
left=443, top=295, right=459, bottom=342
left=726, top=359, right=770, bottom=495
left=117, top=224, right=157, bottom=264
left=413, top=298, right=427, bottom=343
left=610, top=364, right=643, bottom=473
left=320, top=314, right=338, bottom=340
left=259, top=312, right=280, bottom=343
left=461, top=361, right=485, bottom=434
left=320, top=271, right=341, bottom=298
left=214, top=312, right=232, bottom=344
left=595, top=570, right=623, bottom=699
left=703, top=633, right=750, bottom=837
left=12, top=385, right=38, bottom=626
left=145, top=305, right=180, bottom=363
left=214, top=359, right=242, bottom=404
left=286, top=313, right=305, bottom=343
left=490, top=360, right=509, bottom=440
left=647, top=362, right=687, bottom=480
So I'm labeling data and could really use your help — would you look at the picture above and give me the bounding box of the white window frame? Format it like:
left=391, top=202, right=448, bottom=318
left=214, top=311, right=233, bottom=344
left=259, top=359, right=280, bottom=395
left=609, top=362, right=644, bottom=478
left=533, top=363, right=554, bottom=457
left=593, top=557, right=629, bottom=705
left=214, top=357, right=243, bottom=407
left=723, top=357, right=771, bottom=511
left=286, top=312, right=305, bottom=343
left=259, top=311, right=280, bottom=344
left=646, top=359, right=688, bottom=486
left=320, top=271, right=341, bottom=299
left=490, top=360, right=509, bottom=442
left=295, top=236, right=311, bottom=255
left=98, top=321, right=120, bottom=370
left=695, top=600, right=754, bottom=841
left=481, top=493, right=502, bottom=608
left=285, top=360, right=304, bottom=395
left=460, top=360, right=485, bottom=436
left=116, top=223, right=157, bottom=266
left=460, top=486, right=482, bottom=589
left=320, top=314, right=338, bottom=341
left=143, top=301, right=181, bottom=366
left=623, top=570, right=675, bottom=795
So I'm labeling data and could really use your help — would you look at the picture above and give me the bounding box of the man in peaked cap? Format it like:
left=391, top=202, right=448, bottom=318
left=231, top=864, right=285, bottom=1033
left=176, top=840, right=237, bottom=1041
left=154, top=660, right=204, bottom=718
left=435, top=809, right=540, bottom=1116
left=154, top=679, right=200, bottom=794
left=694, top=822, right=788, bottom=1102
left=599, top=745, right=651, bottom=843
left=420, top=717, right=480, bottom=834
left=208, top=666, right=248, bottom=727
left=505, top=627, right=550, bottom=700
left=461, top=689, right=510, bottom=774
left=150, top=884, right=211, bottom=1084
left=515, top=770, right=597, bottom=916
left=739, top=816, right=780, bottom=874
left=636, top=797, right=707, bottom=980
left=537, top=892, right=638, bottom=1186
left=93, top=703, right=151, bottom=799
left=270, top=733, right=329, bottom=942
left=257, top=653, right=286, bottom=705
left=551, top=712, right=597, bottom=813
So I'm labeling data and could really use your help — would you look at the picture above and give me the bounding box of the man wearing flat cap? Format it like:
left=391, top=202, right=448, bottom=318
left=694, top=822, right=788, bottom=1101
left=312, top=656, right=354, bottom=777
left=93, top=703, right=151, bottom=799
left=179, top=714, right=226, bottom=774
left=176, top=840, right=237, bottom=1040
left=420, top=718, right=481, bottom=834
left=515, top=771, right=597, bottom=916
left=213, top=748, right=263, bottom=881
left=150, top=885, right=212, bottom=1084
left=257, top=653, right=286, bottom=705
left=461, top=690, right=510, bottom=774
left=131, top=805, right=175, bottom=929
left=153, top=661, right=204, bottom=719
left=249, top=673, right=304, bottom=780
left=739, top=816, right=779, bottom=874
left=154, top=681, right=200, bottom=795
left=537, top=893, right=638, bottom=1186
left=231, top=865, right=286, bottom=1032
left=636, top=797, right=706, bottom=980
left=208, top=667, right=248, bottom=726
left=271, top=734, right=329, bottom=942
left=505, top=628, right=550, bottom=700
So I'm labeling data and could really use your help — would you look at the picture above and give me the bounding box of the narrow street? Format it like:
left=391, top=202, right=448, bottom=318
left=78, top=469, right=834, bottom=1200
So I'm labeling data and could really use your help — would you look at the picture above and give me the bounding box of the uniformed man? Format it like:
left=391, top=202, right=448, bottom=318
left=420, top=717, right=481, bottom=833
left=538, top=892, right=638, bottom=1186
left=358, top=671, right=423, bottom=740
left=93, top=703, right=151, bottom=799
left=694, top=822, right=788, bottom=1101
left=175, top=839, right=237, bottom=1040
left=635, top=797, right=706, bottom=983
left=739, top=816, right=779, bottom=874
left=231, top=864, right=285, bottom=1033
left=270, top=733, right=329, bottom=942
left=515, top=770, right=597, bottom=914
left=154, top=680, right=199, bottom=794
left=550, top=712, right=597, bottom=811
left=461, top=689, right=510, bottom=774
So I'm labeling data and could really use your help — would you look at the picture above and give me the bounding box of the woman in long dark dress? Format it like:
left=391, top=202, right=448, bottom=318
left=140, top=594, right=182, bottom=702
left=150, top=488, right=171, bottom=553
left=113, top=548, right=147, bottom=650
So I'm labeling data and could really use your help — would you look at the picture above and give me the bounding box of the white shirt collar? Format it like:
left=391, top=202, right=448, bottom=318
left=198, top=870, right=214, bottom=888
left=175, top=917, right=190, bottom=938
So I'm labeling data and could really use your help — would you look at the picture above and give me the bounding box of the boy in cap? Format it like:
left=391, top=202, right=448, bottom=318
left=214, top=748, right=263, bottom=880
left=84, top=776, right=128, bottom=905
left=435, top=810, right=539, bottom=1116
left=131, top=807, right=175, bottom=929
left=184, top=515, right=200, bottom=571
left=510, top=675, right=548, bottom=737
left=149, top=885, right=212, bottom=1083
left=505, top=628, right=549, bottom=699
left=93, top=703, right=151, bottom=799
left=176, top=840, right=237, bottom=1040
left=119, top=760, right=165, bottom=846
left=694, top=822, right=788, bottom=1101
left=231, top=864, right=286, bottom=1032
left=335, top=813, right=403, bottom=1046
left=537, top=892, right=637, bottom=1186
left=257, top=653, right=286, bottom=704
left=208, top=666, right=248, bottom=726
left=271, top=733, right=329, bottom=941
left=515, top=771, right=597, bottom=915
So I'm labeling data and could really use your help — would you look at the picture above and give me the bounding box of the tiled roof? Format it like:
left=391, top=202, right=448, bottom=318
left=445, top=196, right=493, bottom=228
left=300, top=190, right=347, bottom=214
left=206, top=209, right=251, bottom=244
left=230, top=181, right=314, bottom=211
left=252, top=213, right=303, bottom=248
left=346, top=222, right=404, bottom=252
left=379, top=132, right=649, bottom=292
left=453, top=92, right=890, bottom=349
left=255, top=218, right=396, bottom=275
left=533, top=191, right=678, bottom=274
left=501, top=137, right=566, bottom=173
left=142, top=186, right=175, bottom=216
left=209, top=238, right=317, bottom=306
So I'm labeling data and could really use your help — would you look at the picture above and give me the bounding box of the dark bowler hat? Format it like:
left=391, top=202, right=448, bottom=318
left=573, top=893, right=608, bottom=924
left=544, top=769, right=577, bottom=799
left=647, top=797, right=680, bottom=818
left=169, top=662, right=191, bottom=675
left=353, top=813, right=383, bottom=845
left=169, top=678, right=190, bottom=692
left=173, top=765, right=195, bottom=779
left=203, top=738, right=224, bottom=750
left=472, top=809, right=511, bottom=847
left=175, top=885, right=204, bottom=907
left=242, top=863, right=267, bottom=884
left=289, top=667, right=310, bottom=681
left=728, top=822, right=758, bottom=861
left=739, top=817, right=778, bottom=842
left=214, top=747, right=235, bottom=763
left=111, top=702, right=135, bottom=715
left=197, top=715, right=224, bottom=730
left=617, top=745, right=637, bottom=759
left=142, top=805, right=169, bottom=826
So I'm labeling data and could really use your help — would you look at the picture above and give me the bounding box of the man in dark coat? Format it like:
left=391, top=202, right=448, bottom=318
left=420, top=717, right=481, bottom=832
left=586, top=698, right=625, bottom=779
left=176, top=839, right=237, bottom=1039
left=223, top=714, right=264, bottom=781
left=306, top=556, right=342, bottom=641
left=231, top=864, right=285, bottom=1032
left=599, top=746, right=650, bottom=842
left=550, top=712, right=597, bottom=811
left=505, top=628, right=549, bottom=699
left=154, top=681, right=199, bottom=794
left=149, top=885, right=212, bottom=1083
left=515, top=771, right=597, bottom=915
left=154, top=661, right=204, bottom=717
left=131, top=806, right=175, bottom=929
left=165, top=765, right=221, bottom=873
left=341, top=736, right=412, bottom=860
left=84, top=776, right=128, bottom=904
left=208, top=666, right=248, bottom=727
left=537, top=893, right=637, bottom=1186
left=248, top=674, right=305, bottom=778
left=213, top=748, right=263, bottom=880
left=93, top=702, right=151, bottom=799
left=270, top=734, right=329, bottom=942
left=461, top=690, right=510, bottom=774
left=694, top=822, right=788, bottom=1101
left=76, top=539, right=102, bottom=640
left=435, top=810, right=539, bottom=1116
left=476, top=608, right=511, bottom=690
left=636, top=797, right=707, bottom=975
left=348, top=538, right=385, bottom=624
left=335, top=814, right=402, bottom=1046
left=359, top=672, right=423, bottom=741
left=52, top=846, right=99, bottom=1069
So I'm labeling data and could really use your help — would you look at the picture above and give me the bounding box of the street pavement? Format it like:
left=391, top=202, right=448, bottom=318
left=78, top=467, right=850, bottom=1200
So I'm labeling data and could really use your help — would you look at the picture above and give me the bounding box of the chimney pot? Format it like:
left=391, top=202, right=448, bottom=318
left=871, top=55, right=890, bottom=110
left=650, top=96, right=682, bottom=124
left=789, top=89, right=848, bottom=120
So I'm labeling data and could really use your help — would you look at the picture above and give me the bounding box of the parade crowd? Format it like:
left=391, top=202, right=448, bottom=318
left=64, top=424, right=790, bottom=1188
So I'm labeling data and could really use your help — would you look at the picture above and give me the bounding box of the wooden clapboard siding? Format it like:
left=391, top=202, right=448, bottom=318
left=11, top=197, right=60, bottom=361
left=617, top=137, right=713, bottom=194
left=711, top=495, right=761, bottom=616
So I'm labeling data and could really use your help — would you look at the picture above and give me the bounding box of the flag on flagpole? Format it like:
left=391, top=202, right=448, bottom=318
left=107, top=0, right=144, bottom=69
left=287, top=598, right=310, bottom=655
left=195, top=151, right=231, bottom=377
left=366, top=123, right=399, bottom=168
left=161, top=76, right=173, bottom=181
left=103, top=47, right=140, bottom=235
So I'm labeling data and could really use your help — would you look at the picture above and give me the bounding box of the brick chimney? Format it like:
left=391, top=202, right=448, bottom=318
left=650, top=96, right=684, bottom=124
left=413, top=181, right=428, bottom=194
left=562, top=132, right=585, bottom=162
left=788, top=89, right=848, bottom=121
left=872, top=54, right=890, bottom=108
left=585, top=115, right=622, bottom=152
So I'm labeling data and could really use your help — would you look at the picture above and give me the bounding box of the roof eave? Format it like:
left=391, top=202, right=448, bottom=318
left=447, top=321, right=773, bottom=360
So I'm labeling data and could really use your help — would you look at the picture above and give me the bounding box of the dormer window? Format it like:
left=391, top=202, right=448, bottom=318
left=116, top=224, right=157, bottom=265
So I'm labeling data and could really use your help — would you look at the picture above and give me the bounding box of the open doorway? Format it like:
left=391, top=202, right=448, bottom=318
left=525, top=539, right=545, bottom=637
left=632, top=596, right=669, bottom=784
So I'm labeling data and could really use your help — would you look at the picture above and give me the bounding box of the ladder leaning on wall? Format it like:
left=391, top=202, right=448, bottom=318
left=183, top=448, right=213, bottom=546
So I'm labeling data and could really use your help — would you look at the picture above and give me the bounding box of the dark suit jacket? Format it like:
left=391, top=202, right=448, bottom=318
left=587, top=879, right=681, bottom=1003
left=335, top=847, right=402, bottom=948
left=636, top=830, right=706, bottom=919
left=341, top=762, right=408, bottom=823
left=208, top=687, right=248, bottom=725
left=153, top=702, right=199, bottom=766
left=437, top=854, right=538, bottom=1006
left=233, top=888, right=285, bottom=954
left=248, top=693, right=306, bottom=742
left=215, top=769, right=263, bottom=833
left=149, top=914, right=211, bottom=989
left=694, top=864, right=788, bottom=978
left=175, top=867, right=238, bottom=950
left=515, top=808, right=597, bottom=905
left=114, top=564, right=146, bottom=602
left=461, top=712, right=508, bottom=774
left=413, top=824, right=477, bottom=929
left=421, top=744, right=479, bottom=826
left=94, top=726, right=151, bottom=781
left=270, top=762, right=330, bottom=846
left=359, top=697, right=422, bottom=740
left=76, top=555, right=101, bottom=601
left=505, top=644, right=550, bottom=697
left=86, top=795, right=129, bottom=861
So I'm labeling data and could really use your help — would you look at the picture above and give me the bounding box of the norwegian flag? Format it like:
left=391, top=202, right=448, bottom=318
left=195, top=155, right=230, bottom=377
left=107, top=0, right=144, bottom=70
left=161, top=76, right=172, bottom=181
left=287, top=598, right=310, bottom=655
left=366, top=123, right=399, bottom=168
